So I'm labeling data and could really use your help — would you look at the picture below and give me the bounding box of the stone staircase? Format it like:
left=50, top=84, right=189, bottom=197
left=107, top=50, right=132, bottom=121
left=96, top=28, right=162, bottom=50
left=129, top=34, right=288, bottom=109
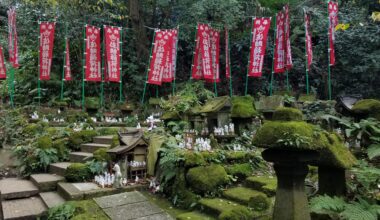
left=176, top=176, right=277, bottom=220
left=0, top=135, right=113, bottom=220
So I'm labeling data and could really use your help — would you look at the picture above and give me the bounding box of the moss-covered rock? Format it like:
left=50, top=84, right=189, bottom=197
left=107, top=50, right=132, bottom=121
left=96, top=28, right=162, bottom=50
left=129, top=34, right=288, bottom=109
left=225, top=151, right=247, bottom=163
left=36, top=136, right=53, bottom=149
left=223, top=187, right=270, bottom=211
left=68, top=130, right=98, bottom=150
left=149, top=98, right=161, bottom=105
left=272, top=107, right=303, bottom=121
left=85, top=97, right=100, bottom=110
left=201, top=151, right=221, bottom=163
left=65, top=163, right=91, bottom=182
left=93, top=148, right=111, bottom=162
left=224, top=163, right=253, bottom=180
left=352, top=99, right=380, bottom=120
left=245, top=176, right=277, bottom=197
left=218, top=207, right=255, bottom=220
left=231, top=96, right=257, bottom=118
left=67, top=200, right=108, bottom=220
left=199, top=198, right=252, bottom=216
left=187, top=164, right=229, bottom=194
left=184, top=152, right=206, bottom=168
left=170, top=168, right=200, bottom=209
left=298, top=94, right=316, bottom=102
left=177, top=211, right=216, bottom=220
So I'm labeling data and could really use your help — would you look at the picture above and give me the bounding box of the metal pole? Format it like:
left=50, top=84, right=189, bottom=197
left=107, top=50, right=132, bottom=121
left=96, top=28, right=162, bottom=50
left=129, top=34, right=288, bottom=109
left=327, top=2, right=332, bottom=100
left=245, top=17, right=254, bottom=96
left=101, top=26, right=105, bottom=109
left=119, top=27, right=123, bottom=103
left=81, top=25, right=86, bottom=111
left=172, top=27, right=179, bottom=95
left=60, top=23, right=68, bottom=100
left=227, top=28, right=233, bottom=97
left=269, top=15, right=277, bottom=96
left=37, top=21, right=41, bottom=105
left=141, top=30, right=156, bottom=104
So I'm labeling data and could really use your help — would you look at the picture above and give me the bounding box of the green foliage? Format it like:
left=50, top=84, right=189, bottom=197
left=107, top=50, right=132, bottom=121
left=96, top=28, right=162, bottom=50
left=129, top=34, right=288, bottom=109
left=85, top=97, right=100, bottom=110
left=310, top=195, right=347, bottom=216
left=272, top=107, right=303, bottom=121
left=367, top=143, right=380, bottom=160
left=231, top=96, right=257, bottom=118
left=47, top=203, right=76, bottom=220
left=183, top=151, right=206, bottom=168
left=85, top=160, right=105, bottom=175
left=186, top=164, right=229, bottom=194
left=93, top=148, right=111, bottom=162
left=36, top=136, right=53, bottom=149
left=166, top=121, right=189, bottom=135
left=158, top=143, right=185, bottom=192
left=65, top=163, right=91, bottom=182
left=67, top=200, right=109, bottom=220
left=348, top=161, right=380, bottom=200
left=224, top=163, right=253, bottom=180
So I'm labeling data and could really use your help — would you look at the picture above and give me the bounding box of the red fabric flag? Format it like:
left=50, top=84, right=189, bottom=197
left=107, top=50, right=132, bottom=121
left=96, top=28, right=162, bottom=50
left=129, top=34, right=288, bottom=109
left=64, top=39, right=72, bottom=81
left=206, top=28, right=220, bottom=83
left=284, top=5, right=293, bottom=70
left=248, top=17, right=271, bottom=78
left=147, top=30, right=172, bottom=85
left=191, top=24, right=214, bottom=81
left=192, top=25, right=203, bottom=80
left=104, top=26, right=122, bottom=82
left=162, top=29, right=177, bottom=83
left=304, top=10, right=313, bottom=70
left=7, top=8, right=19, bottom=68
left=328, top=1, right=338, bottom=66
left=225, top=27, right=231, bottom=79
left=274, top=12, right=286, bottom=73
left=39, top=22, right=56, bottom=80
left=0, top=46, right=6, bottom=79
left=85, top=25, right=101, bottom=82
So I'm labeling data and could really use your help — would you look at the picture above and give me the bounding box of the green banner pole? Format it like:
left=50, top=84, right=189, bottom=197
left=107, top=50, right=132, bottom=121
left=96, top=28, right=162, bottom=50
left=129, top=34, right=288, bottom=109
left=81, top=25, right=86, bottom=111
left=141, top=30, right=156, bottom=104
left=101, top=26, right=105, bottom=109
left=227, top=28, right=233, bottom=97
left=286, top=70, right=289, bottom=92
left=60, top=23, right=68, bottom=100
left=304, top=10, right=310, bottom=95
left=8, top=66, right=14, bottom=108
left=172, top=27, right=179, bottom=95
left=245, top=17, right=254, bottom=96
left=327, top=2, right=332, bottom=100
left=119, top=28, right=123, bottom=103
left=37, top=20, right=41, bottom=105
left=269, top=16, right=277, bottom=96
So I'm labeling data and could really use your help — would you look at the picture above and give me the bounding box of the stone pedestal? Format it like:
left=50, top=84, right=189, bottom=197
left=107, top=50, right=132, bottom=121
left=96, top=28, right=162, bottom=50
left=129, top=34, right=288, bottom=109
left=262, top=149, right=318, bottom=220
left=318, top=166, right=346, bottom=196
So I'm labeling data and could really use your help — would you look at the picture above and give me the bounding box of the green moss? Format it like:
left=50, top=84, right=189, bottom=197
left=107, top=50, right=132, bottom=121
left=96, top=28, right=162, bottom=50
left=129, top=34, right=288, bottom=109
left=223, top=187, right=270, bottom=211
left=177, top=211, right=216, bottom=220
left=36, top=136, right=53, bottom=149
left=184, top=152, right=206, bottom=168
left=245, top=176, right=277, bottom=197
left=231, top=96, right=257, bottom=118
left=85, top=97, right=100, bottom=110
left=352, top=99, right=380, bottom=120
left=218, top=207, right=255, bottom=220
left=253, top=121, right=324, bottom=150
left=171, top=169, right=200, bottom=209
left=187, top=164, right=229, bottom=194
left=149, top=98, right=161, bottom=105
left=68, top=130, right=98, bottom=150
left=96, top=127, right=119, bottom=135
left=93, top=148, right=111, bottom=162
left=53, top=100, right=68, bottom=107
left=53, top=138, right=69, bottom=160
left=46, top=127, right=59, bottom=136
left=225, top=151, right=247, bottom=163
left=65, top=163, right=91, bottom=182
left=272, top=107, right=303, bottom=121
left=161, top=111, right=180, bottom=120
left=298, top=94, right=316, bottom=102
left=67, top=200, right=109, bottom=220
left=224, top=163, right=253, bottom=180
left=200, top=96, right=230, bottom=113
left=23, top=123, right=39, bottom=136
left=199, top=198, right=252, bottom=217
left=201, top=151, right=221, bottom=163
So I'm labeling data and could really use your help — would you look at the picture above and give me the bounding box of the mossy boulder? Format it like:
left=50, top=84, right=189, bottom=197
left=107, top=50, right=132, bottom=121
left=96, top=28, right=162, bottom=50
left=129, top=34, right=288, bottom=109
left=218, top=207, right=255, bottom=220
left=201, top=151, right=221, bottom=163
left=352, top=99, right=380, bottom=120
left=272, top=107, right=303, bottom=121
left=184, top=152, right=206, bottom=168
left=85, top=97, right=100, bottom=110
left=231, top=96, right=257, bottom=118
left=68, top=130, right=98, bottom=150
left=65, top=163, right=91, bottom=182
left=36, top=136, right=53, bottom=149
left=224, top=163, right=253, bottom=180
left=225, top=151, right=247, bottom=163
left=186, top=164, right=229, bottom=194
left=223, top=187, right=270, bottom=211
left=93, top=148, right=111, bottom=162
left=199, top=198, right=253, bottom=217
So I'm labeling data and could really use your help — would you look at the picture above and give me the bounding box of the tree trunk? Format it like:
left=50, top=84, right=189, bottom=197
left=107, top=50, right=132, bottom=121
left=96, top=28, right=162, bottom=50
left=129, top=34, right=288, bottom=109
left=128, top=0, right=149, bottom=59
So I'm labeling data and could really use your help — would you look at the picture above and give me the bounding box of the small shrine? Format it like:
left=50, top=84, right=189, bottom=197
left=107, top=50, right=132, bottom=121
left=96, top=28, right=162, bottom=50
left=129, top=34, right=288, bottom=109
left=107, top=129, right=149, bottom=180
left=197, top=96, right=231, bottom=132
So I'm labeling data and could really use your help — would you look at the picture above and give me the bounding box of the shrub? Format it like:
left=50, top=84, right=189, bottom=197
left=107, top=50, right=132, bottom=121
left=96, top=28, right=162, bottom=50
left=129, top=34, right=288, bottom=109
left=186, top=164, right=229, bottom=194
left=47, top=203, right=75, bottom=220
left=65, top=163, right=91, bottom=182
left=231, top=96, right=257, bottom=118
left=273, top=107, right=303, bottom=121
left=93, top=148, right=111, bottom=162
left=85, top=97, right=100, bottom=110
left=36, top=136, right=53, bottom=149
left=52, top=138, right=70, bottom=160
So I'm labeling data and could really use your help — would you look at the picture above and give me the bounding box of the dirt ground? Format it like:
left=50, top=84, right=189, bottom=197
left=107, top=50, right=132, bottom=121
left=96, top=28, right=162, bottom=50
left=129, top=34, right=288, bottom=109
left=0, top=147, right=18, bottom=179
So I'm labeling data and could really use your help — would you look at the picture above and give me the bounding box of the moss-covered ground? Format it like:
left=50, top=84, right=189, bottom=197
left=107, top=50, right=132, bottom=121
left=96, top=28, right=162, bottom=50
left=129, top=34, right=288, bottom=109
left=67, top=199, right=109, bottom=220
left=140, top=191, right=189, bottom=218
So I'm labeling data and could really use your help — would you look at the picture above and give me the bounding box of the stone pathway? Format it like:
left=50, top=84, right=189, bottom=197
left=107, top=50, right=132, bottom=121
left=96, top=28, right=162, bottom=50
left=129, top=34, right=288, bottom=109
left=94, top=191, right=174, bottom=220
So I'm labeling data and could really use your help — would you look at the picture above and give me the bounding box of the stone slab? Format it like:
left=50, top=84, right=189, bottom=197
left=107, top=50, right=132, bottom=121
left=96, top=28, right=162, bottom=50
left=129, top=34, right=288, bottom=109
left=80, top=143, right=110, bottom=153
left=30, top=173, right=65, bottom=192
left=0, top=178, right=39, bottom=200
left=93, top=136, right=114, bottom=145
left=49, top=162, right=72, bottom=176
left=135, top=213, right=174, bottom=220
left=57, top=182, right=83, bottom=201
left=69, top=152, right=93, bottom=162
left=73, top=183, right=99, bottom=191
left=103, top=201, right=164, bottom=220
left=2, top=196, right=47, bottom=220
left=94, top=191, right=147, bottom=209
left=40, top=192, right=66, bottom=209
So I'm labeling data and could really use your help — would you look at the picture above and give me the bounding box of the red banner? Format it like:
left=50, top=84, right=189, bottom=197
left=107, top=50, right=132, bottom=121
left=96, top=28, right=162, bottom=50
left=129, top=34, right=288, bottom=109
left=304, top=10, right=313, bottom=71
left=64, top=39, right=72, bottom=81
left=85, top=25, right=101, bottom=82
left=104, top=26, right=121, bottom=82
left=274, top=12, right=286, bottom=73
left=284, top=5, right=293, bottom=70
left=0, top=46, right=6, bottom=79
left=206, top=28, right=220, bottom=83
left=225, top=27, right=231, bottom=79
left=7, top=8, right=19, bottom=68
left=328, top=1, right=338, bottom=66
left=191, top=24, right=214, bottom=81
left=162, top=29, right=177, bottom=83
left=192, top=25, right=203, bottom=79
left=39, top=22, right=56, bottom=80
left=147, top=30, right=172, bottom=85
left=248, top=17, right=271, bottom=77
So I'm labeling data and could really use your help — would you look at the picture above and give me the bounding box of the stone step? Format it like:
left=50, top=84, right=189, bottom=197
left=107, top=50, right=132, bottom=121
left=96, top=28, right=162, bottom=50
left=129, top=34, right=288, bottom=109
left=223, top=187, right=270, bottom=211
left=80, top=143, right=110, bottom=153
left=69, top=152, right=93, bottom=162
left=198, top=198, right=251, bottom=217
left=30, top=174, right=65, bottom=192
left=93, top=135, right=114, bottom=145
left=176, top=211, right=216, bottom=220
left=2, top=196, right=47, bottom=220
left=0, top=178, right=39, bottom=200
left=245, top=176, right=277, bottom=197
left=49, top=162, right=72, bottom=176
left=39, top=192, right=66, bottom=209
